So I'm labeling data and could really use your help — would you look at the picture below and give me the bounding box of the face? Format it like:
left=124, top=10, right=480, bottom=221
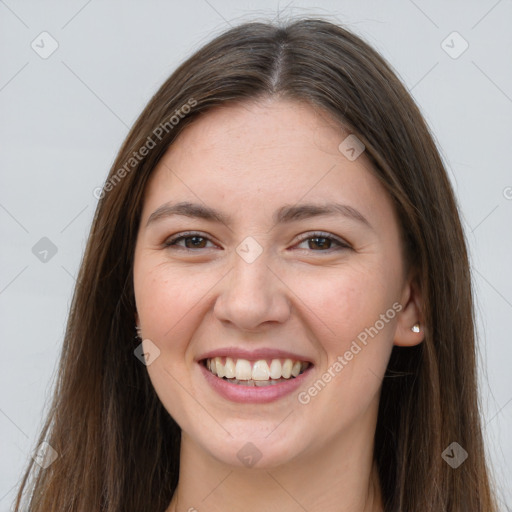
left=133, top=98, right=412, bottom=469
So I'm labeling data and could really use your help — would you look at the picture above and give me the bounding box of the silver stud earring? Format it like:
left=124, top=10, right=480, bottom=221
left=411, top=322, right=420, bottom=333
left=135, top=325, right=142, bottom=340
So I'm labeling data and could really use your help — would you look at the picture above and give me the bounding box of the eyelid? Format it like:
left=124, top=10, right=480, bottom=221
left=292, top=231, right=352, bottom=251
left=163, top=231, right=221, bottom=249
left=163, top=230, right=351, bottom=252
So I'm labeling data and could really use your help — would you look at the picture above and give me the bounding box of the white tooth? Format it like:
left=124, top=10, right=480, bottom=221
left=215, top=357, right=225, bottom=378
left=252, top=360, right=270, bottom=381
left=282, top=359, right=293, bottom=379
left=224, top=357, right=236, bottom=378
left=291, top=361, right=301, bottom=377
left=207, top=359, right=212, bottom=371
left=235, top=359, right=252, bottom=380
left=209, top=358, right=217, bottom=375
left=269, top=359, right=282, bottom=379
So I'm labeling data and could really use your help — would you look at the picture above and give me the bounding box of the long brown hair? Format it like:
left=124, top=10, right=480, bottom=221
left=13, top=17, right=497, bottom=512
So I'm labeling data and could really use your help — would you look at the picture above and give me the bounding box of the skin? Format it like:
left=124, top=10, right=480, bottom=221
left=133, top=98, right=424, bottom=512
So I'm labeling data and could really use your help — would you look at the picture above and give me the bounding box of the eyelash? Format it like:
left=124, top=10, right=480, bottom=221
left=163, top=231, right=351, bottom=253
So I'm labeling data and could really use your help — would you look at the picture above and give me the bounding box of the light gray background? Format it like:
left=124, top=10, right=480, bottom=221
left=1, top=0, right=511, bottom=509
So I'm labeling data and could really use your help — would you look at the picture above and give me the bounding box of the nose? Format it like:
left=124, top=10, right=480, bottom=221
left=213, top=251, right=291, bottom=331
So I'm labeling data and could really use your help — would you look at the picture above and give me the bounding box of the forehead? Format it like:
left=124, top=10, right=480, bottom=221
left=141, top=98, right=396, bottom=231
left=161, top=98, right=357, bottom=173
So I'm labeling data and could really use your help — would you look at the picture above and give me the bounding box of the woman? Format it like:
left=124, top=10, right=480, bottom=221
left=13, top=18, right=497, bottom=512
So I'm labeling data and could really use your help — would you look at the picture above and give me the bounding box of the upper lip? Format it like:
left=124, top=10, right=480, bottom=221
left=196, top=347, right=314, bottom=364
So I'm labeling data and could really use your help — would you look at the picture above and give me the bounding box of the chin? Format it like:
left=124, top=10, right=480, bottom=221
left=192, top=423, right=309, bottom=470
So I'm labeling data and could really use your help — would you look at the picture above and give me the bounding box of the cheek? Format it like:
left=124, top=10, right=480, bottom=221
left=300, top=263, right=399, bottom=352
left=294, top=271, right=398, bottom=429
left=134, top=260, right=210, bottom=342
left=133, top=261, right=210, bottom=426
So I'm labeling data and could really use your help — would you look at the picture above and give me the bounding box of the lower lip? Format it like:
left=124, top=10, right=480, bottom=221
left=199, top=363, right=312, bottom=403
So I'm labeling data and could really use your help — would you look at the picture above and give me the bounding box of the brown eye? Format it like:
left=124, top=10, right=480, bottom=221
left=164, top=233, right=217, bottom=250
left=295, top=232, right=350, bottom=252
left=183, top=236, right=208, bottom=249
left=307, top=237, right=332, bottom=250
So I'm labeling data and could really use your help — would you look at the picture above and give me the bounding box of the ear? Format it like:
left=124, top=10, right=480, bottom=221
left=394, top=272, right=424, bottom=347
left=135, top=310, right=140, bottom=329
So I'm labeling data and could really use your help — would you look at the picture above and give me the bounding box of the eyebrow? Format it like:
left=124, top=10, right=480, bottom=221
left=146, top=201, right=372, bottom=229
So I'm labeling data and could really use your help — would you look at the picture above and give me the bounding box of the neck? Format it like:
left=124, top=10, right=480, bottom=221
left=167, top=415, right=383, bottom=512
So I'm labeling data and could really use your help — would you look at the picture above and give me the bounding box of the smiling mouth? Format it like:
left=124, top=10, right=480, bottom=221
left=203, top=357, right=311, bottom=387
